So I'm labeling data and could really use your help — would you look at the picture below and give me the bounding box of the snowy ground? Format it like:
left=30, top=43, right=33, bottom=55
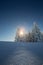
left=0, top=42, right=43, bottom=65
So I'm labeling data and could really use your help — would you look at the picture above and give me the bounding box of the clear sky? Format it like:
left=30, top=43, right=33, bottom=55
left=0, top=0, right=43, bottom=41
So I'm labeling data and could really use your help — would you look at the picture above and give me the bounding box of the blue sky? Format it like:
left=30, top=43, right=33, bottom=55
left=0, top=0, right=43, bottom=41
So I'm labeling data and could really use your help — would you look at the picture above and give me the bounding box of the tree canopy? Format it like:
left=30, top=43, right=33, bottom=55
left=15, top=22, right=43, bottom=42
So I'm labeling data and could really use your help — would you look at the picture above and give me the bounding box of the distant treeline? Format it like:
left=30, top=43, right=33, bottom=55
left=15, top=23, right=43, bottom=42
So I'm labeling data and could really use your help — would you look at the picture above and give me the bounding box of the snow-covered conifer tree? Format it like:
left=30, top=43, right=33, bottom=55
left=32, top=22, right=42, bottom=42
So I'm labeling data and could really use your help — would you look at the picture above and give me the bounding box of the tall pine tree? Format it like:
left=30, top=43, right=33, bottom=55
left=32, top=22, right=42, bottom=42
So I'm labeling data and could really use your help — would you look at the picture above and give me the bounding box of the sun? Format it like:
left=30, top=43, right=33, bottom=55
left=16, top=27, right=25, bottom=38
left=20, top=30, right=24, bottom=36
left=19, top=28, right=25, bottom=37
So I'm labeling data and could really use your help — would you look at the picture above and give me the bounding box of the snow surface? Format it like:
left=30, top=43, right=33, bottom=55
left=0, top=42, right=43, bottom=65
